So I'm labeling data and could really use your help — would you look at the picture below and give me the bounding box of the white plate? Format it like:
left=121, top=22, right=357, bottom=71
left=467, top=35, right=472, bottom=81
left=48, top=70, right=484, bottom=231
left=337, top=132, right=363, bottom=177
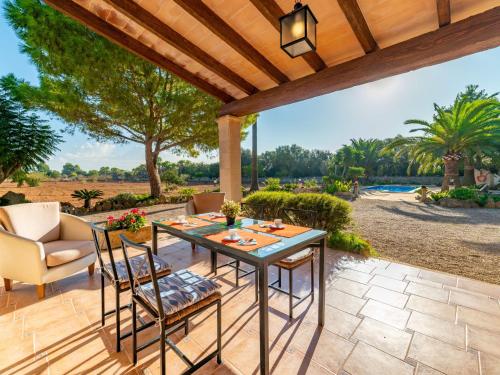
left=269, top=224, right=285, bottom=229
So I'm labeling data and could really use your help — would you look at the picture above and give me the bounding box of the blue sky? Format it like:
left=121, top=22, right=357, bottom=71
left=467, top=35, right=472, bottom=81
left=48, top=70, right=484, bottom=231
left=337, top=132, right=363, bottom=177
left=1, top=4, right=499, bottom=171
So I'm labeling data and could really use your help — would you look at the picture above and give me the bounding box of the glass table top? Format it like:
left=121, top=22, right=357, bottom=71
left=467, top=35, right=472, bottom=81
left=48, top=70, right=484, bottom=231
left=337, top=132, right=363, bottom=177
left=153, top=216, right=327, bottom=259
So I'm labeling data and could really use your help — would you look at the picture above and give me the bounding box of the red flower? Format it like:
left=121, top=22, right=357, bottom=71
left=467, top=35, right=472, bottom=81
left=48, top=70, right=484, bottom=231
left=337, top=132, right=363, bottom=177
left=107, top=216, right=114, bottom=220
left=119, top=216, right=125, bottom=221
left=131, top=208, right=139, bottom=214
left=141, top=211, right=146, bottom=217
left=130, top=218, right=136, bottom=223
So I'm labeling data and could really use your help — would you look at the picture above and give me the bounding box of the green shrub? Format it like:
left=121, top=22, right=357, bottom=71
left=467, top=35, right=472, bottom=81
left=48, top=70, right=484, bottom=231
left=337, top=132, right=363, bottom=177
left=325, top=179, right=352, bottom=194
left=25, top=176, right=40, bottom=187
left=282, top=182, right=298, bottom=192
left=328, top=231, right=377, bottom=256
left=243, top=191, right=351, bottom=233
left=449, top=187, right=478, bottom=200
left=430, top=191, right=450, bottom=201
left=346, top=166, right=365, bottom=179
left=303, top=179, right=318, bottom=188
left=178, top=187, right=196, bottom=201
left=263, top=177, right=281, bottom=191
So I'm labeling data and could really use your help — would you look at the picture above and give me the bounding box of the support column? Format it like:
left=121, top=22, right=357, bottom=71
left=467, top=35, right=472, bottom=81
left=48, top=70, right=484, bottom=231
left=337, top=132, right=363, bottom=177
left=218, top=115, right=242, bottom=202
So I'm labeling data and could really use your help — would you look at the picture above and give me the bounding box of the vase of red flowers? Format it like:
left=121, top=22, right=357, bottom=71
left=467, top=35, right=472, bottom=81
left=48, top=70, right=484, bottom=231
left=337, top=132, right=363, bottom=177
left=100, top=208, right=150, bottom=249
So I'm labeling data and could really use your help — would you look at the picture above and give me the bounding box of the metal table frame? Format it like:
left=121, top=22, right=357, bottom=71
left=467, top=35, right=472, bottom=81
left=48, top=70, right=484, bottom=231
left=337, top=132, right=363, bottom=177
left=151, top=218, right=327, bottom=375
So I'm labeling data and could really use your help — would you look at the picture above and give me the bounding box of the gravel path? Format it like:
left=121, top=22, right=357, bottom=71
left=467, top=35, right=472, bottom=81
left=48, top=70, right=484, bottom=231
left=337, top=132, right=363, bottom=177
left=350, top=199, right=500, bottom=284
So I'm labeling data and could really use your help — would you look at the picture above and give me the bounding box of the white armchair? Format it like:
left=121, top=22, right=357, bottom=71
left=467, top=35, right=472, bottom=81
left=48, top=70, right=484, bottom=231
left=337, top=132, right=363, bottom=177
left=0, top=202, right=96, bottom=298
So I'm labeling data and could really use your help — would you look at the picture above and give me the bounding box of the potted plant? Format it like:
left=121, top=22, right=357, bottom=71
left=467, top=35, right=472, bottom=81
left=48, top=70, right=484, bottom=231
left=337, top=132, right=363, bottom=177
left=102, top=208, right=150, bottom=249
left=221, top=200, right=240, bottom=226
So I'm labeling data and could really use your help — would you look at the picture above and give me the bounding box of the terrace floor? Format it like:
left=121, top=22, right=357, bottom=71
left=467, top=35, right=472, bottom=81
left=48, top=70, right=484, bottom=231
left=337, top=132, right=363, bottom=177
left=1, top=237, right=500, bottom=375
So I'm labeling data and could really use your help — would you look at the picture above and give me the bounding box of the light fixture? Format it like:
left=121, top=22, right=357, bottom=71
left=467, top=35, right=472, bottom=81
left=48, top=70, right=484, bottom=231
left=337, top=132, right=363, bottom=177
left=280, top=1, right=318, bottom=58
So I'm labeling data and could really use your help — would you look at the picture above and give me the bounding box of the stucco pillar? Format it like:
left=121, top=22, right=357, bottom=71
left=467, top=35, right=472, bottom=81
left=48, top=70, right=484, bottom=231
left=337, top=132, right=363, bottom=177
left=218, top=115, right=242, bottom=202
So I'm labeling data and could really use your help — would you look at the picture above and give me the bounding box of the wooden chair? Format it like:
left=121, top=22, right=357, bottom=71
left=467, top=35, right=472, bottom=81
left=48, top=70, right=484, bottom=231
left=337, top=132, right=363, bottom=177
left=90, top=223, right=172, bottom=352
left=119, top=234, right=222, bottom=374
left=269, top=208, right=318, bottom=319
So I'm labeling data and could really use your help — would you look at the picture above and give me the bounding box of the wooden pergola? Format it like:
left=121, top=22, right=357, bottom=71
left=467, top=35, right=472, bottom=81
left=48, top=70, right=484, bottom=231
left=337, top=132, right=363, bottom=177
left=46, top=0, right=500, bottom=198
left=44, top=2, right=500, bottom=373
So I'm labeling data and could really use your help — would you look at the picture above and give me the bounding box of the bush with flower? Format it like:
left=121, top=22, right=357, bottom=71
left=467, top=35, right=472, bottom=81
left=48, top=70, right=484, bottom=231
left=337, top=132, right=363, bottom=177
left=106, top=208, right=147, bottom=232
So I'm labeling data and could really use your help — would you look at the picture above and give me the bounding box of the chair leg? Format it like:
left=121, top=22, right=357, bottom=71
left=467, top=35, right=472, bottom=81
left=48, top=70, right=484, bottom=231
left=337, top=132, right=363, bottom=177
left=235, top=260, right=240, bottom=287
left=288, top=270, right=293, bottom=319
left=132, top=300, right=137, bottom=365
left=3, top=278, right=12, bottom=291
left=88, top=263, right=95, bottom=276
left=278, top=266, right=282, bottom=288
left=184, top=319, right=189, bottom=336
left=36, top=284, right=45, bottom=299
left=310, top=258, right=315, bottom=302
left=191, top=242, right=196, bottom=251
left=100, top=272, right=105, bottom=327
left=217, top=300, right=222, bottom=364
left=115, top=284, right=121, bottom=352
left=160, top=323, right=166, bottom=375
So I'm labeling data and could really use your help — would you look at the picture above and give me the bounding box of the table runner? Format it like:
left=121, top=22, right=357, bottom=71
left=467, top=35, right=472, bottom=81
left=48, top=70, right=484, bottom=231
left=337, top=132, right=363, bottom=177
left=245, top=222, right=312, bottom=238
left=204, top=230, right=280, bottom=251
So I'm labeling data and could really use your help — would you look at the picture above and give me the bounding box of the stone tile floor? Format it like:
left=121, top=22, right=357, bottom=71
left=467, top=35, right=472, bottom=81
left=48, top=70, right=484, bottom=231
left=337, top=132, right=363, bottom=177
left=1, top=236, right=499, bottom=375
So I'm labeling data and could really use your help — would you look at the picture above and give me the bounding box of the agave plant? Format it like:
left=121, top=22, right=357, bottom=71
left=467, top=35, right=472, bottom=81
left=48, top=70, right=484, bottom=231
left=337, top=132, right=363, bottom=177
left=71, top=189, right=104, bottom=209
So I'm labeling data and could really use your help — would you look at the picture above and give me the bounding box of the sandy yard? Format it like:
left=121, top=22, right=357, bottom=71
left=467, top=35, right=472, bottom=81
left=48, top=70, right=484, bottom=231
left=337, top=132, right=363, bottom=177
left=350, top=198, right=500, bottom=284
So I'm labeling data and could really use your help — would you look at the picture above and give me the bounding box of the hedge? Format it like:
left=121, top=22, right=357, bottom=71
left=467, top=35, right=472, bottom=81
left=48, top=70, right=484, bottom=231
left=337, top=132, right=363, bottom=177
left=243, top=191, right=351, bottom=233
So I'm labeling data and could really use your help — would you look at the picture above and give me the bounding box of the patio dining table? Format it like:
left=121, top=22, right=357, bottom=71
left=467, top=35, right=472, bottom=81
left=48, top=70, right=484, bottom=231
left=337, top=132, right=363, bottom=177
left=151, top=216, right=327, bottom=375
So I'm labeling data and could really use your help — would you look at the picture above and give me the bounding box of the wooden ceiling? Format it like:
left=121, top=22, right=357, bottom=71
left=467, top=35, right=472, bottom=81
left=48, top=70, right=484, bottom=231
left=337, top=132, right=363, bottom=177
left=46, top=0, right=500, bottom=116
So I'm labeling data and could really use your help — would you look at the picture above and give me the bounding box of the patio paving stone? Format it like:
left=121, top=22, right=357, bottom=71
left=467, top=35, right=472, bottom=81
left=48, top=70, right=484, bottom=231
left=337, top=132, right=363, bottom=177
left=364, top=285, right=409, bottom=308
left=325, top=288, right=367, bottom=315
left=351, top=317, right=412, bottom=359
left=359, top=299, right=410, bottom=329
left=456, top=306, right=500, bottom=333
left=406, top=295, right=456, bottom=322
left=369, top=274, right=408, bottom=293
left=406, top=282, right=450, bottom=303
left=330, top=277, right=370, bottom=298
left=407, top=333, right=479, bottom=375
left=449, top=291, right=500, bottom=316
left=343, top=341, right=414, bottom=375
left=406, top=311, right=465, bottom=348
left=467, top=326, right=500, bottom=358
left=480, top=353, right=500, bottom=375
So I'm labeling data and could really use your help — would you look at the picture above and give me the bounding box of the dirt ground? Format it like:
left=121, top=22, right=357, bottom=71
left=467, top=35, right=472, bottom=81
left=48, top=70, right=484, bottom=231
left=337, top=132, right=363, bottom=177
left=350, top=199, right=500, bottom=285
left=0, top=181, right=213, bottom=206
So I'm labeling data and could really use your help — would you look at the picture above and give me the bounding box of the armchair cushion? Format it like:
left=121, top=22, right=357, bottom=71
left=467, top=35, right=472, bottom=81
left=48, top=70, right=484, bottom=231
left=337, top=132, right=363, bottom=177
left=43, top=240, right=95, bottom=267
left=0, top=202, right=61, bottom=242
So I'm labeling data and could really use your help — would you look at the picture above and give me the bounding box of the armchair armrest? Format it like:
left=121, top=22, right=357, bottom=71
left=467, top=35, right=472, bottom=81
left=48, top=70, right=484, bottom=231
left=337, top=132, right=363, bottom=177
left=185, top=200, right=196, bottom=215
left=60, top=213, right=93, bottom=241
left=0, top=229, right=47, bottom=285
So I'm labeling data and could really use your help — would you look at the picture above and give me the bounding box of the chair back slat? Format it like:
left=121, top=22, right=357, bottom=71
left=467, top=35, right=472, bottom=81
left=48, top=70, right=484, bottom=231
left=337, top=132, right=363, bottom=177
left=90, top=223, right=120, bottom=282
left=119, top=234, right=165, bottom=319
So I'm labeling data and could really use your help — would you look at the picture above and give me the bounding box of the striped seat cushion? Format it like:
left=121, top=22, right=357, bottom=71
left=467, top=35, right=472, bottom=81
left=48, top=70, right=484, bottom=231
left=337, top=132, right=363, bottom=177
left=275, top=248, right=314, bottom=269
left=104, top=254, right=172, bottom=285
left=138, top=269, right=220, bottom=317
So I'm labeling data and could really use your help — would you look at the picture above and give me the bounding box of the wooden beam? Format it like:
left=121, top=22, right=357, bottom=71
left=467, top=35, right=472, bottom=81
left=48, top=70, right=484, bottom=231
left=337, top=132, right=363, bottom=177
left=249, top=0, right=326, bottom=72
left=103, top=0, right=257, bottom=95
left=45, top=0, right=235, bottom=103
left=220, top=7, right=500, bottom=116
left=173, top=0, right=289, bottom=84
left=437, top=0, right=451, bottom=27
left=337, top=0, right=378, bottom=53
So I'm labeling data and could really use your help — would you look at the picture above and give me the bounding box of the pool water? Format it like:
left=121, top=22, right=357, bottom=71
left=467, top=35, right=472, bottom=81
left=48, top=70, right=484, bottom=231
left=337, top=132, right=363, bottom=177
left=364, top=185, right=418, bottom=193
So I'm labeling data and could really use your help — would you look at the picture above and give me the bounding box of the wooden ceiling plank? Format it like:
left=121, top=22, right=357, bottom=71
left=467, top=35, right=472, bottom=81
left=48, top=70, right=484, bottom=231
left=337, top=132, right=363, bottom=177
left=437, top=0, right=451, bottom=27
left=173, top=0, right=289, bottom=84
left=337, top=0, right=378, bottom=53
left=249, top=0, right=326, bottom=71
left=220, top=6, right=500, bottom=116
left=104, top=0, right=257, bottom=95
left=45, top=0, right=234, bottom=103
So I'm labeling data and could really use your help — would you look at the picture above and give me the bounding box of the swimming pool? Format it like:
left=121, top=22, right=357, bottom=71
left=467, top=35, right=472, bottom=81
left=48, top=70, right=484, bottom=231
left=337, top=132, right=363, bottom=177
left=364, top=185, right=418, bottom=193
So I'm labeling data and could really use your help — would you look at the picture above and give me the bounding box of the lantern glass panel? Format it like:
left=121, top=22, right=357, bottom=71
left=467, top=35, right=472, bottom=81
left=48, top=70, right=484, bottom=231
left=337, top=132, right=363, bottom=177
left=280, top=5, right=317, bottom=58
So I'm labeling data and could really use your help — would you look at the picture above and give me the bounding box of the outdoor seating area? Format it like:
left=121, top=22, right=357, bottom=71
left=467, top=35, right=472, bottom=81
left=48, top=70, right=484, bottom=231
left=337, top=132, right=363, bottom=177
left=1, top=224, right=500, bottom=374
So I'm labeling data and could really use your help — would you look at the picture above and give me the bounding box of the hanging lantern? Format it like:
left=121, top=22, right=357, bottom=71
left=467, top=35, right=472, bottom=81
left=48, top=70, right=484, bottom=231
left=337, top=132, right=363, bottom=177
left=280, top=1, right=318, bottom=58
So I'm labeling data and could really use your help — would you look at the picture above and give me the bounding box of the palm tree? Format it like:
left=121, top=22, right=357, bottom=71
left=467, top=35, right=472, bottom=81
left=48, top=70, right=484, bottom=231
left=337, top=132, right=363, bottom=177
left=71, top=189, right=104, bottom=209
left=385, top=97, right=500, bottom=190
left=350, top=138, right=383, bottom=176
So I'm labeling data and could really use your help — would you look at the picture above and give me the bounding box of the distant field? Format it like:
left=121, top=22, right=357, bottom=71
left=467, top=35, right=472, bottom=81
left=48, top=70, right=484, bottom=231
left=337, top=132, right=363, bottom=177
left=0, top=181, right=211, bottom=206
